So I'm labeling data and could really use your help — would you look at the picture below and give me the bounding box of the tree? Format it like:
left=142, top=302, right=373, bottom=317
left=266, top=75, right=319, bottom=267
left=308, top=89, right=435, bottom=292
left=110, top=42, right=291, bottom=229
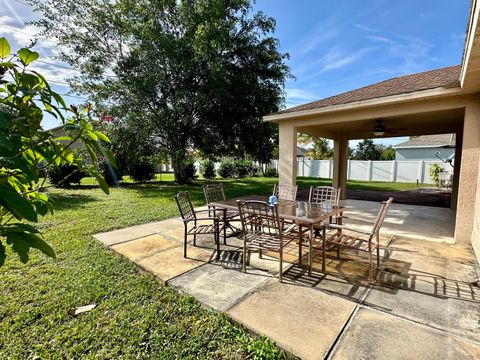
left=30, top=0, right=290, bottom=183
left=0, top=38, right=113, bottom=266
left=298, top=134, right=333, bottom=160
left=380, top=145, right=396, bottom=160
left=352, top=139, right=382, bottom=160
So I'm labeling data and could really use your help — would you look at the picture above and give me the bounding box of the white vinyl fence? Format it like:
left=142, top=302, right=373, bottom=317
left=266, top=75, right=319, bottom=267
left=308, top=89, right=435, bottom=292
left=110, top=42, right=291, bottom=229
left=270, top=159, right=451, bottom=184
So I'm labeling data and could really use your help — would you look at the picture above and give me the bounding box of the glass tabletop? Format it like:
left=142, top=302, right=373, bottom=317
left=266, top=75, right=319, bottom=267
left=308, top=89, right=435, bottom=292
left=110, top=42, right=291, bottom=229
left=210, top=195, right=345, bottom=224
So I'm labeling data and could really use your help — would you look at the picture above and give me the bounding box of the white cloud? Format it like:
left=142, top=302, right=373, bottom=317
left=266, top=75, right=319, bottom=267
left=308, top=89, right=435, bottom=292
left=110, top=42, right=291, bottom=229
left=365, top=35, right=394, bottom=44
left=314, top=48, right=373, bottom=74
left=354, top=23, right=378, bottom=33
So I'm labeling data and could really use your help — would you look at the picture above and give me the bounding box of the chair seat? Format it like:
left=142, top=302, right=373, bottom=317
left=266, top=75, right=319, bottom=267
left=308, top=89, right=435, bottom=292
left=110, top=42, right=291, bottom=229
left=244, top=232, right=295, bottom=252
left=326, top=232, right=378, bottom=252
left=187, top=224, right=218, bottom=235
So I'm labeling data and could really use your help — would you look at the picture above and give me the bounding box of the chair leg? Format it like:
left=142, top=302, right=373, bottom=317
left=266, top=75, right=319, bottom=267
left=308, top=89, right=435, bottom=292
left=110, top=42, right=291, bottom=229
left=193, top=233, right=196, bottom=246
left=298, top=226, right=302, bottom=266
left=368, top=250, right=373, bottom=282
left=223, top=220, right=227, bottom=245
left=259, top=249, right=263, bottom=259
left=279, top=249, right=283, bottom=282
left=242, top=246, right=247, bottom=273
left=215, top=224, right=220, bottom=261
left=184, top=231, right=188, bottom=258
left=376, top=246, right=380, bottom=270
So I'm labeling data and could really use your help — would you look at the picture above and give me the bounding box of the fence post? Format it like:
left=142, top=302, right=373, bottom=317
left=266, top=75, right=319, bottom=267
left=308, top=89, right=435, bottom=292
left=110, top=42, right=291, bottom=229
left=328, top=159, right=333, bottom=179
left=418, top=160, right=424, bottom=184
left=367, top=160, right=373, bottom=181
left=347, top=160, right=351, bottom=180
left=390, top=160, right=397, bottom=182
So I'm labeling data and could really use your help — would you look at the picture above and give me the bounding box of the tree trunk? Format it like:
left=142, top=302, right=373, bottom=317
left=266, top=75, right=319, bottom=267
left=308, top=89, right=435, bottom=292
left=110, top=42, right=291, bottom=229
left=171, top=150, right=190, bottom=184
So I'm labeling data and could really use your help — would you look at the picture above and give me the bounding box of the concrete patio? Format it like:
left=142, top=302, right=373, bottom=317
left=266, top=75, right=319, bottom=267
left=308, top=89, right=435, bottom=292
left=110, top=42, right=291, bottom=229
left=94, top=200, right=480, bottom=359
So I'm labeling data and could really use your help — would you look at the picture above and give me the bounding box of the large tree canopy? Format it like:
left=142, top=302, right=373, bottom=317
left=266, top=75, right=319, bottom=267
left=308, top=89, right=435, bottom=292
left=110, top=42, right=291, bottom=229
left=30, top=0, right=290, bottom=182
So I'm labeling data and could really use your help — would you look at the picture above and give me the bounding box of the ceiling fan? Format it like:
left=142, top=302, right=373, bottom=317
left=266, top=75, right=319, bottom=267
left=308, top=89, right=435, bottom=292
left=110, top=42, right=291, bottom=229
left=369, top=119, right=406, bottom=137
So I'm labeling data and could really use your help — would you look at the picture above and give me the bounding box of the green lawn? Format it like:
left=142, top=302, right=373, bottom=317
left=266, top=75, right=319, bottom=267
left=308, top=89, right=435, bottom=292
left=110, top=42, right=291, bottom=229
left=0, top=175, right=425, bottom=358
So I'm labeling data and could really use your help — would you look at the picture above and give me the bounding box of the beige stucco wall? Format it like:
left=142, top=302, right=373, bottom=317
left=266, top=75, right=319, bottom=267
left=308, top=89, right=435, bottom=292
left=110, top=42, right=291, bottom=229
left=455, top=97, right=480, bottom=245
left=472, top=156, right=480, bottom=262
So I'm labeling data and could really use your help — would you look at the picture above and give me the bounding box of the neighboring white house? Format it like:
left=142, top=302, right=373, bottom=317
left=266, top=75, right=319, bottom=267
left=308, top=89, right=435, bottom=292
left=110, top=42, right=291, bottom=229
left=393, top=134, right=456, bottom=162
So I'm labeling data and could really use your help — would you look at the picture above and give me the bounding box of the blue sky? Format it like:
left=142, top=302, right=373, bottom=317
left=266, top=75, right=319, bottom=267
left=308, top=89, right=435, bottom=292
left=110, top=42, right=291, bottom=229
left=1, top=0, right=470, bottom=146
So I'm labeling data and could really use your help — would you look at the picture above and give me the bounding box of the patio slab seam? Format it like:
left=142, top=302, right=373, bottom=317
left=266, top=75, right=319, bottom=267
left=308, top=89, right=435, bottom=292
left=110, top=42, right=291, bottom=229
left=222, top=262, right=296, bottom=312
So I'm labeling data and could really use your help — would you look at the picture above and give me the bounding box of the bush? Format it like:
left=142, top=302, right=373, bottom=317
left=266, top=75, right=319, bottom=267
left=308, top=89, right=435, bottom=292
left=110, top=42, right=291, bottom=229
left=218, top=159, right=236, bottom=178
left=99, top=160, right=123, bottom=186
left=234, top=159, right=254, bottom=178
left=127, top=161, right=156, bottom=182
left=47, top=164, right=85, bottom=187
left=428, top=163, right=445, bottom=184
left=200, top=159, right=216, bottom=179
left=264, top=166, right=277, bottom=177
left=184, top=158, right=197, bottom=180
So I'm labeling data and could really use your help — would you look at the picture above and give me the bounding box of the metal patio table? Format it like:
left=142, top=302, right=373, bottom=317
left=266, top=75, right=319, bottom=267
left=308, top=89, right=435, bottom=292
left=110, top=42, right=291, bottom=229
left=209, top=195, right=345, bottom=274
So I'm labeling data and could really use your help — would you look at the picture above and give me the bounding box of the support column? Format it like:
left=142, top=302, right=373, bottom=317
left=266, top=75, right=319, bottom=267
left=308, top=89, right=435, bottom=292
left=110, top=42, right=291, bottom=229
left=451, top=128, right=463, bottom=210
left=455, top=99, right=480, bottom=244
left=333, top=133, right=348, bottom=199
left=278, top=124, right=297, bottom=186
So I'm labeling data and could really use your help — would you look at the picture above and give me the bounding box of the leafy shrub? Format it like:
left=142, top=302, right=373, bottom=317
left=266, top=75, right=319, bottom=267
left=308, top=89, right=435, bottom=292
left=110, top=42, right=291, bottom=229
left=234, top=159, right=254, bottom=178
left=127, top=161, right=156, bottom=182
left=99, top=160, right=123, bottom=186
left=200, top=159, right=216, bottom=179
left=184, top=158, right=197, bottom=180
left=47, top=164, right=85, bottom=187
left=264, top=166, right=277, bottom=177
left=428, top=163, right=445, bottom=184
left=218, top=159, right=236, bottom=178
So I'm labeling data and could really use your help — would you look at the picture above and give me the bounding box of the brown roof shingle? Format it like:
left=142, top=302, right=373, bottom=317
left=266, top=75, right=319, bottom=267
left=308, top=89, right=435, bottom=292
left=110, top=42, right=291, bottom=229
left=275, top=65, right=462, bottom=115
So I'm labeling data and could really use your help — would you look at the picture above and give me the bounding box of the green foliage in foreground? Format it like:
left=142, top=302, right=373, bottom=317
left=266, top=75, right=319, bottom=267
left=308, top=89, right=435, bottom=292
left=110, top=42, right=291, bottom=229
left=0, top=177, right=295, bottom=359
left=0, top=37, right=113, bottom=267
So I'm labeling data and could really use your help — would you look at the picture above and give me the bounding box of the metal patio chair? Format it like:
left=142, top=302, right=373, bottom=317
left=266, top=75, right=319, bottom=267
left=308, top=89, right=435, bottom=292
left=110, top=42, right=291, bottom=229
left=236, top=200, right=296, bottom=282
left=175, top=191, right=220, bottom=260
left=273, top=184, right=298, bottom=202
left=308, top=186, right=340, bottom=206
left=203, top=184, right=241, bottom=241
left=322, top=197, right=394, bottom=282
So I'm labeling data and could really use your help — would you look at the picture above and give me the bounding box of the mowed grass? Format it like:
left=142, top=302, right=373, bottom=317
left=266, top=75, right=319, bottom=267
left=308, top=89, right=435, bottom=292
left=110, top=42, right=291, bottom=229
left=0, top=175, right=424, bottom=358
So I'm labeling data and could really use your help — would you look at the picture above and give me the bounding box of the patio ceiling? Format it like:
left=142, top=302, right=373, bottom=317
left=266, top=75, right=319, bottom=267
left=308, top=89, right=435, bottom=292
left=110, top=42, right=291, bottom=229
left=297, top=107, right=465, bottom=140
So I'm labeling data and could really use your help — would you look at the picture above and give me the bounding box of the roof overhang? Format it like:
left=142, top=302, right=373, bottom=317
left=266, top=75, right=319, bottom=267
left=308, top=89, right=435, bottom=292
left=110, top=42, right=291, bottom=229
left=460, top=0, right=480, bottom=92
left=264, top=86, right=462, bottom=123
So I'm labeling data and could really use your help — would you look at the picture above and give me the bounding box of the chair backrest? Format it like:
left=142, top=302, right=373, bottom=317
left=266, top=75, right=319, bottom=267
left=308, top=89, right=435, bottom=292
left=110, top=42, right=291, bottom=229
left=236, top=200, right=282, bottom=237
left=308, top=186, right=340, bottom=206
left=273, top=184, right=297, bottom=202
left=203, top=184, right=226, bottom=204
left=175, top=191, right=195, bottom=221
left=371, top=197, right=394, bottom=236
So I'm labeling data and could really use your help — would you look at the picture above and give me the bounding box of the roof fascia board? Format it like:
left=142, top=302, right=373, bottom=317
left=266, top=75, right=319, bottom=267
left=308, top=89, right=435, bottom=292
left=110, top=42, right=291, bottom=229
left=461, top=0, right=479, bottom=86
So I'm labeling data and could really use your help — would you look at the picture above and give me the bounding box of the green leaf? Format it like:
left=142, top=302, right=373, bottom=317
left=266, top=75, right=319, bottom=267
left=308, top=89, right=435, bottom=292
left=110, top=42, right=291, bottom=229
left=17, top=48, right=40, bottom=66
left=0, top=182, right=38, bottom=222
left=7, top=231, right=55, bottom=263
left=95, top=131, right=110, bottom=143
left=0, top=37, right=11, bottom=59
left=94, top=173, right=110, bottom=195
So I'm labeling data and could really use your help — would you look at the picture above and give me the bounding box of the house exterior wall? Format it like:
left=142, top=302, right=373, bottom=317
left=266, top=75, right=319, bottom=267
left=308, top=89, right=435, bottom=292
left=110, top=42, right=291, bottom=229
left=472, top=156, right=480, bottom=262
left=395, top=147, right=455, bottom=161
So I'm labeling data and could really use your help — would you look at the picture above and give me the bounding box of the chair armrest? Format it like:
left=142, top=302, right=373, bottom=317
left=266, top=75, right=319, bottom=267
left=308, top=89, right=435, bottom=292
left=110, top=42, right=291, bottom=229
left=326, top=223, right=372, bottom=236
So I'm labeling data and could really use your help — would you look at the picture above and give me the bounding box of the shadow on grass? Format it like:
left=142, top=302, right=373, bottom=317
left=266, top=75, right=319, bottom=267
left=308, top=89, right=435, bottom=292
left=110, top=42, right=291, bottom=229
left=48, top=193, right=98, bottom=210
